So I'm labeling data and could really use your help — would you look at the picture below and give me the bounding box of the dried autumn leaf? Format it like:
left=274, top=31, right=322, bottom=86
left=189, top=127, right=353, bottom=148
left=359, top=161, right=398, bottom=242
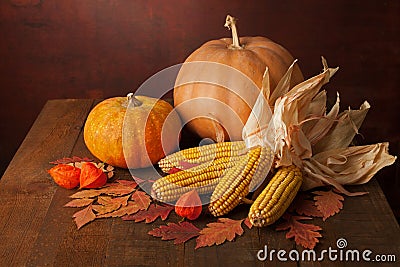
left=64, top=198, right=94, bottom=208
left=93, top=195, right=132, bottom=215
left=131, top=190, right=151, bottom=210
left=195, top=218, right=244, bottom=249
left=276, top=214, right=322, bottom=250
left=100, top=182, right=137, bottom=196
left=92, top=203, right=121, bottom=215
left=148, top=222, right=201, bottom=245
left=313, top=190, right=344, bottom=221
left=73, top=204, right=96, bottom=229
left=243, top=218, right=253, bottom=229
left=122, top=204, right=174, bottom=223
left=98, top=194, right=130, bottom=207
left=69, top=188, right=103, bottom=199
left=290, top=193, right=323, bottom=218
left=96, top=201, right=140, bottom=218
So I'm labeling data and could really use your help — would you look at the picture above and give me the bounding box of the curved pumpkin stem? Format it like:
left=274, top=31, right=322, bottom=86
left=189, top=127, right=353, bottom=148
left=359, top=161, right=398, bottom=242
left=225, top=15, right=242, bottom=49
left=127, top=93, right=142, bottom=107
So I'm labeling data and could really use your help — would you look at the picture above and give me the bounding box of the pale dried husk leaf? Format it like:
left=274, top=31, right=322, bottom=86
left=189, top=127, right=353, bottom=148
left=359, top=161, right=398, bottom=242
left=312, top=101, right=370, bottom=154
left=302, top=143, right=397, bottom=195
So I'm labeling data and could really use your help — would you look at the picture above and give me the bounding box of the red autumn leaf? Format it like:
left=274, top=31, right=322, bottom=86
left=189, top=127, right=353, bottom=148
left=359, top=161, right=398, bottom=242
left=195, top=218, right=244, bottom=249
left=116, top=179, right=138, bottom=189
left=50, top=156, right=93, bottom=165
left=313, top=189, right=344, bottom=221
left=48, top=164, right=81, bottom=189
left=122, top=204, right=174, bottom=223
left=92, top=195, right=132, bottom=215
left=96, top=201, right=140, bottom=218
left=69, top=189, right=103, bottom=199
left=73, top=204, right=96, bottom=229
left=92, top=203, right=121, bottom=215
left=64, top=198, right=94, bottom=208
left=276, top=214, right=322, bottom=250
left=291, top=193, right=323, bottom=218
left=97, top=194, right=131, bottom=207
left=175, top=190, right=202, bottom=220
left=244, top=217, right=253, bottom=229
left=148, top=222, right=201, bottom=245
left=131, top=190, right=151, bottom=210
left=100, top=183, right=137, bottom=196
left=80, top=162, right=107, bottom=189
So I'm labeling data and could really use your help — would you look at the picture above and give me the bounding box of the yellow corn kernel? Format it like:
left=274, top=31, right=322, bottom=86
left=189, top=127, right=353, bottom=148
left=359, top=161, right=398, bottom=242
left=208, top=146, right=274, bottom=217
left=152, top=153, right=246, bottom=203
left=158, top=141, right=246, bottom=173
left=248, top=165, right=303, bottom=227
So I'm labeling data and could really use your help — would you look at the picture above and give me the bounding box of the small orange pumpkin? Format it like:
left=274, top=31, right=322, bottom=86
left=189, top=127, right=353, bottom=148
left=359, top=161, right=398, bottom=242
left=174, top=15, right=304, bottom=141
left=84, top=94, right=182, bottom=169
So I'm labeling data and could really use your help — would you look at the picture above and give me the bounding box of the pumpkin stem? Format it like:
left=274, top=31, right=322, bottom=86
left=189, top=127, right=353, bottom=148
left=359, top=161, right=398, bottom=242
left=127, top=93, right=142, bottom=107
left=225, top=15, right=242, bottom=49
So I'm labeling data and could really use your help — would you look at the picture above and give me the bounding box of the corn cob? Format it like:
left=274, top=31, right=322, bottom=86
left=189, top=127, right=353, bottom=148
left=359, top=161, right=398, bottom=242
left=248, top=165, right=303, bottom=227
left=152, top=154, right=246, bottom=203
left=208, top=146, right=274, bottom=217
left=158, top=141, right=246, bottom=173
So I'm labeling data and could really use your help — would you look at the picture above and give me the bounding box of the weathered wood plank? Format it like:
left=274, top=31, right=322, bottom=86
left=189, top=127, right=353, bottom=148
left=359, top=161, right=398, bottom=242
left=0, top=99, right=94, bottom=266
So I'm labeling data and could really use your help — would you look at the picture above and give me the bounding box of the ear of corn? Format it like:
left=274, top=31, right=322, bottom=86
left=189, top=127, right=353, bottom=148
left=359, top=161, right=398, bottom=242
left=158, top=141, right=246, bottom=173
left=248, top=165, right=303, bottom=227
left=208, top=146, right=274, bottom=217
left=152, top=153, right=246, bottom=203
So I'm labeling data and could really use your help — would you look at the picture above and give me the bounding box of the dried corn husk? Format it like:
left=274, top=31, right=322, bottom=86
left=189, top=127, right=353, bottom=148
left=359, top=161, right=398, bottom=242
left=242, top=56, right=396, bottom=195
left=302, top=143, right=396, bottom=195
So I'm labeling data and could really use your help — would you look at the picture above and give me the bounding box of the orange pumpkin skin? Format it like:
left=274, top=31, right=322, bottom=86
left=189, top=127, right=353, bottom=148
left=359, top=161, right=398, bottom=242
left=173, top=36, right=304, bottom=141
left=84, top=96, right=181, bottom=169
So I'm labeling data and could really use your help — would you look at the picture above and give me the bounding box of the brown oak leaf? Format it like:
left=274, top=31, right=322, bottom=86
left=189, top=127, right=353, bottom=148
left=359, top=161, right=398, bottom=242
left=313, top=189, right=344, bottom=221
left=64, top=198, right=94, bottom=208
left=244, top=217, right=253, bottom=229
left=69, top=189, right=103, bottom=199
left=122, top=204, right=174, bottom=223
left=148, top=222, right=201, bottom=245
left=290, top=193, right=323, bottom=218
left=276, top=214, right=322, bottom=250
left=73, top=204, right=96, bottom=229
left=96, top=201, right=140, bottom=218
left=131, top=190, right=151, bottom=210
left=195, top=218, right=244, bottom=249
left=99, top=182, right=136, bottom=196
left=92, top=195, right=131, bottom=215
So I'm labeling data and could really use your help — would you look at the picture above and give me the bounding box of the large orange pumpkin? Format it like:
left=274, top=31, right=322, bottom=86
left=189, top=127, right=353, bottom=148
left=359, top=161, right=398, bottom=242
left=84, top=94, right=182, bottom=169
left=174, top=15, right=304, bottom=141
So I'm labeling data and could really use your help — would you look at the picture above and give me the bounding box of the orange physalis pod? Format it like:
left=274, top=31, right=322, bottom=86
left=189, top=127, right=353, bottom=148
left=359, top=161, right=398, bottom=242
left=79, top=162, right=107, bottom=189
left=175, top=190, right=202, bottom=220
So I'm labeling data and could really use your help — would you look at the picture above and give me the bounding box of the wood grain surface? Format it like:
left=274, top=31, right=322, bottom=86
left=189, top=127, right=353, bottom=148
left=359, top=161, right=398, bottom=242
left=0, top=99, right=399, bottom=266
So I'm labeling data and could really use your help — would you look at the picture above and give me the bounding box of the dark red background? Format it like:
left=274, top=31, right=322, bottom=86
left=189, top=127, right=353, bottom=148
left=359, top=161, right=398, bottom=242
left=0, top=1, right=398, bottom=217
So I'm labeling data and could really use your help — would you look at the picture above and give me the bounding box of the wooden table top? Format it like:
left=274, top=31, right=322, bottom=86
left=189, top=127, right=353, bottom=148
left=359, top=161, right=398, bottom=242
left=1, top=99, right=399, bottom=266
